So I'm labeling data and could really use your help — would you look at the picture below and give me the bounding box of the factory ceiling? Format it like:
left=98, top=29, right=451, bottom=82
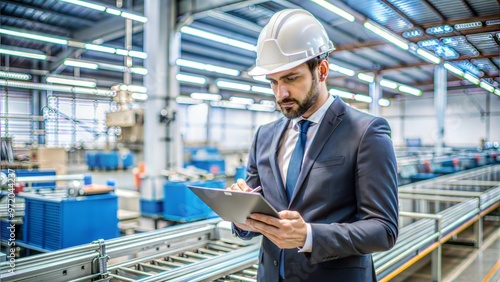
left=0, top=0, right=499, bottom=105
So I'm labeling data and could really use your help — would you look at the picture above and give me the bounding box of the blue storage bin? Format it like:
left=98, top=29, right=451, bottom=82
left=99, top=152, right=119, bottom=170
left=121, top=152, right=135, bottom=169
left=191, top=159, right=225, bottom=175
left=140, top=199, right=164, bottom=216
left=22, top=193, right=119, bottom=250
left=85, top=152, right=98, bottom=170
left=234, top=166, right=247, bottom=182
left=410, top=173, right=439, bottom=183
left=163, top=179, right=225, bottom=222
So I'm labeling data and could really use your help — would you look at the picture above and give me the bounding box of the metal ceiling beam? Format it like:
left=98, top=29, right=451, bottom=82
left=0, top=15, right=72, bottom=36
left=421, top=0, right=446, bottom=22
left=2, top=0, right=95, bottom=27
left=379, top=53, right=499, bottom=73
left=460, top=0, right=478, bottom=17
left=48, top=8, right=144, bottom=71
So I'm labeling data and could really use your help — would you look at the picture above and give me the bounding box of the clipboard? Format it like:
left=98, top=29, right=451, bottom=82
left=188, top=185, right=280, bottom=223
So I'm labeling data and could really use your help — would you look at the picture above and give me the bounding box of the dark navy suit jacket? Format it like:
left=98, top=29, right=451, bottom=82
left=237, top=97, right=399, bottom=281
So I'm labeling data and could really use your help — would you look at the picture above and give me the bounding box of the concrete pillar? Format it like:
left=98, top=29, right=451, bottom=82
left=369, top=75, right=381, bottom=116
left=143, top=0, right=182, bottom=203
left=434, top=65, right=447, bottom=156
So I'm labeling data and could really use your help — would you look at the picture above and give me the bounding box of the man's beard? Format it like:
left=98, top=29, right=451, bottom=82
left=278, top=75, right=320, bottom=119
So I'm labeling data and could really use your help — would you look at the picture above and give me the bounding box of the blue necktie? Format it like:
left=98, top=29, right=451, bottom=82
left=281, top=119, right=311, bottom=279
left=285, top=119, right=311, bottom=201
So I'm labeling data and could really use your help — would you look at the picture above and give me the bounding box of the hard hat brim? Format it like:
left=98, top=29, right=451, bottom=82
left=247, top=56, right=312, bottom=76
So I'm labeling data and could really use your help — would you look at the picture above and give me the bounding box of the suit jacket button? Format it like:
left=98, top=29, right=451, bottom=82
left=274, top=260, right=278, bottom=266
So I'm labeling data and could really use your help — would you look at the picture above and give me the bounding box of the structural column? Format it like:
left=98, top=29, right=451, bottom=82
left=142, top=0, right=182, bottom=203
left=434, top=65, right=447, bottom=156
left=369, top=75, right=381, bottom=116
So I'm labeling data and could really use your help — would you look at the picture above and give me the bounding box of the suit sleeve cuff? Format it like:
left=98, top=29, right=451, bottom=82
left=298, top=223, right=312, bottom=253
left=232, top=223, right=252, bottom=239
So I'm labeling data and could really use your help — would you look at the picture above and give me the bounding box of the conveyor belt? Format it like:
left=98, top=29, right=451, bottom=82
left=1, top=165, right=499, bottom=282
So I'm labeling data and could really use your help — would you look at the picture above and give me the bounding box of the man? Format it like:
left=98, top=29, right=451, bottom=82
left=229, top=9, right=398, bottom=281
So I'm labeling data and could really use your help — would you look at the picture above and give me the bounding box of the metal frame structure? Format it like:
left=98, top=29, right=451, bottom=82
left=1, top=165, right=498, bottom=281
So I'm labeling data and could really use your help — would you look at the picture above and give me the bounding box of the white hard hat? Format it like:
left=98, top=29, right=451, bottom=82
left=248, top=9, right=335, bottom=76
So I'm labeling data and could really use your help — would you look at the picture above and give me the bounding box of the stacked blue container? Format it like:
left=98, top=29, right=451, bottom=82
left=163, top=179, right=225, bottom=223
left=22, top=193, right=119, bottom=250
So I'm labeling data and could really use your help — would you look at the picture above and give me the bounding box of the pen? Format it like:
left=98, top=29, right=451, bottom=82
left=250, top=186, right=262, bottom=193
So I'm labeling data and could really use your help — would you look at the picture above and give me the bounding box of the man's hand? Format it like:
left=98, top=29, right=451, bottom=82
left=246, top=210, right=307, bottom=249
left=227, top=178, right=258, bottom=232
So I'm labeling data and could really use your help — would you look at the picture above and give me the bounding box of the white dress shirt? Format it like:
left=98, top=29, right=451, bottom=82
left=277, top=94, right=335, bottom=252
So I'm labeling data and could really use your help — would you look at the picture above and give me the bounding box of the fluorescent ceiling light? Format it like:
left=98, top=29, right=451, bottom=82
left=454, top=21, right=482, bottom=30
left=416, top=48, right=441, bottom=64
left=378, top=98, right=391, bottom=107
left=260, top=100, right=276, bottom=107
left=0, top=79, right=114, bottom=96
left=229, top=96, right=254, bottom=105
left=398, top=85, right=422, bottom=96
left=60, top=0, right=106, bottom=11
left=119, top=84, right=147, bottom=93
left=354, top=94, right=372, bottom=103
left=357, top=73, right=374, bottom=83
left=176, top=96, right=203, bottom=105
left=176, top=59, right=239, bottom=76
left=0, top=28, right=68, bottom=45
left=311, top=0, right=355, bottom=22
left=0, top=27, right=146, bottom=60
left=128, top=50, right=148, bottom=59
left=190, top=93, right=221, bottom=101
left=46, top=76, right=97, bottom=88
left=84, top=44, right=116, bottom=54
left=210, top=100, right=247, bottom=110
left=105, top=8, right=121, bottom=15
left=216, top=80, right=251, bottom=91
left=380, top=79, right=398, bottom=89
left=364, top=21, right=409, bottom=50
left=329, top=88, right=354, bottom=100
left=443, top=63, right=464, bottom=77
left=494, top=89, right=500, bottom=96
left=0, top=70, right=31, bottom=80
left=130, top=67, right=148, bottom=75
left=176, top=73, right=206, bottom=85
left=60, top=0, right=148, bottom=23
left=64, top=59, right=98, bottom=70
left=131, top=93, right=148, bottom=100
left=251, top=86, right=273, bottom=95
left=329, top=64, right=356, bottom=76
left=247, top=104, right=276, bottom=112
left=180, top=26, right=255, bottom=51
left=63, top=59, right=148, bottom=75
left=121, top=12, right=148, bottom=23
left=479, top=81, right=494, bottom=93
left=0, top=48, right=47, bottom=60
left=464, top=72, right=480, bottom=85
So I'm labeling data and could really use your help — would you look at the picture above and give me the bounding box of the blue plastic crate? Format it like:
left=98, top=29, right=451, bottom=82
left=234, top=166, right=247, bottom=182
left=140, top=199, right=164, bottom=216
left=121, top=152, right=135, bottom=169
left=22, top=193, right=119, bottom=251
left=191, top=159, right=226, bottom=175
left=85, top=152, right=99, bottom=170
left=163, top=179, right=225, bottom=222
left=98, top=152, right=119, bottom=170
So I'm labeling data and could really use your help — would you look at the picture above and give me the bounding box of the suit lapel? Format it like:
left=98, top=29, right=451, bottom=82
left=289, top=98, right=346, bottom=205
left=270, top=117, right=290, bottom=205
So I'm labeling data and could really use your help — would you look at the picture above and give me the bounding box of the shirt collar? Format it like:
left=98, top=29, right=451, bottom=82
left=291, top=94, right=335, bottom=130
